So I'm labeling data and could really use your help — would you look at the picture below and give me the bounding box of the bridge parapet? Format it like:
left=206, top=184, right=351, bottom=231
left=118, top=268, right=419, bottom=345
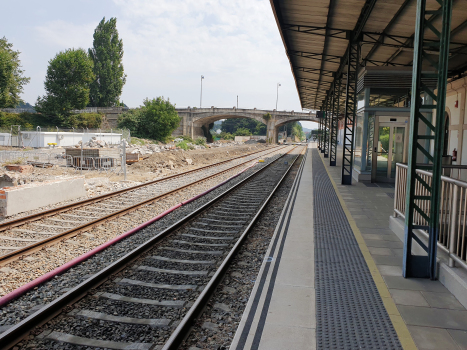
left=174, top=107, right=317, bottom=142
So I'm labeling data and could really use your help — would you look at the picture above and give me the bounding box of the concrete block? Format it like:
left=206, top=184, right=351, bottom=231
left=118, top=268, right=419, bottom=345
left=0, top=177, right=86, bottom=216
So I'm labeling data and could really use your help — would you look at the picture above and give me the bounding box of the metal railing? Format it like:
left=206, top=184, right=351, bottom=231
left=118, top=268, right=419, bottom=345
left=0, top=148, right=124, bottom=175
left=395, top=163, right=467, bottom=271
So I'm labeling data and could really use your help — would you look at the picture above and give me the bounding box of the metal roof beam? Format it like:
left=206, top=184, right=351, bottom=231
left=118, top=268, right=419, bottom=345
left=363, top=0, right=412, bottom=64
left=314, top=0, right=336, bottom=107
left=297, top=77, right=333, bottom=85
left=293, top=66, right=335, bottom=77
left=288, top=50, right=341, bottom=64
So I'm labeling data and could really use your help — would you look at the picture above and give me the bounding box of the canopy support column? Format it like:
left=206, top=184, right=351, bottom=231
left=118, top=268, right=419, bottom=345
left=330, top=79, right=341, bottom=166
left=324, top=97, right=330, bottom=158
left=403, top=0, right=453, bottom=279
left=341, top=34, right=360, bottom=185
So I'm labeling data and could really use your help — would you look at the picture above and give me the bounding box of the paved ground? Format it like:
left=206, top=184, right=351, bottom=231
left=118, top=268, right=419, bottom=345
left=323, top=144, right=467, bottom=350
left=231, top=143, right=467, bottom=350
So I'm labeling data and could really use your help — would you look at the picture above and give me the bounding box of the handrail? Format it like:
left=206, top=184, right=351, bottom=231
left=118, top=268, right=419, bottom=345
left=394, top=162, right=467, bottom=271
left=396, top=162, right=467, bottom=187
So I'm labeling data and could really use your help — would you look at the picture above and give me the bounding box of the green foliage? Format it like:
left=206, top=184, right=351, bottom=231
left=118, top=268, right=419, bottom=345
left=220, top=118, right=266, bottom=135
left=262, top=112, right=271, bottom=122
left=65, top=113, right=103, bottom=128
left=0, top=37, right=30, bottom=108
left=117, top=97, right=180, bottom=142
left=379, top=127, right=390, bottom=152
left=88, top=17, right=126, bottom=107
left=35, top=48, right=94, bottom=119
left=234, top=127, right=252, bottom=136
left=130, top=137, right=146, bottom=146
left=177, top=141, right=193, bottom=150
left=179, top=135, right=194, bottom=143
left=219, top=132, right=234, bottom=140
left=0, top=112, right=103, bottom=130
left=194, top=137, right=206, bottom=146
left=117, top=108, right=141, bottom=133
left=291, top=122, right=305, bottom=141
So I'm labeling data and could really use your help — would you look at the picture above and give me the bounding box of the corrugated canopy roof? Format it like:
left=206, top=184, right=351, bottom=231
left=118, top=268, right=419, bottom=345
left=270, top=0, right=467, bottom=110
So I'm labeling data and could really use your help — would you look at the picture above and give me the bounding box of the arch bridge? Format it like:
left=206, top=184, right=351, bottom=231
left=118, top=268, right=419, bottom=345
left=173, top=107, right=317, bottom=142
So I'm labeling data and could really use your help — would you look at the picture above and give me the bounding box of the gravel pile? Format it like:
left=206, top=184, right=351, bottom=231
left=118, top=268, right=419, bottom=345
left=0, top=145, right=272, bottom=223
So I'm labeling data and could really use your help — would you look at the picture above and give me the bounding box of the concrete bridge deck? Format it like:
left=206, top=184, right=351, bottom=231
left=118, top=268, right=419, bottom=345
left=173, top=107, right=317, bottom=142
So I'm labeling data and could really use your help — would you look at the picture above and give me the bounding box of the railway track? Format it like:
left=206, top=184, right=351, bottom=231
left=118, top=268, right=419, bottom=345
left=0, top=145, right=287, bottom=266
left=0, top=146, right=305, bottom=350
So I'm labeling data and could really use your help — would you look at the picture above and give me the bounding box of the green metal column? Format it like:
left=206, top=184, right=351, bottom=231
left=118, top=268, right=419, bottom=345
left=324, top=97, right=329, bottom=157
left=403, top=0, right=453, bottom=279
left=330, top=79, right=341, bottom=166
left=318, top=113, right=322, bottom=149
left=341, top=34, right=360, bottom=185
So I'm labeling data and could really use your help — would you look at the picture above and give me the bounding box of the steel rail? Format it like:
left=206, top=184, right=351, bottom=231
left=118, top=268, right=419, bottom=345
left=162, top=146, right=307, bottom=350
left=0, top=146, right=301, bottom=350
left=0, top=145, right=281, bottom=231
left=0, top=146, right=286, bottom=266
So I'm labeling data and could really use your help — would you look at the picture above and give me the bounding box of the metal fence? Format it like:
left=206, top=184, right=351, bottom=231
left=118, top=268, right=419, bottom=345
left=0, top=147, right=126, bottom=175
left=394, top=163, right=467, bottom=271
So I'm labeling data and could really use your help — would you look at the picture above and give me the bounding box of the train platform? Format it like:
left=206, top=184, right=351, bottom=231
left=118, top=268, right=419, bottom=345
left=231, top=144, right=467, bottom=350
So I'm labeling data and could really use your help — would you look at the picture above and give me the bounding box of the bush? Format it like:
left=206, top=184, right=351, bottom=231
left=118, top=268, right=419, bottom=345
left=177, top=141, right=193, bottom=150
left=117, top=109, right=141, bottom=132
left=180, top=135, right=194, bottom=143
left=117, top=97, right=180, bottom=142
left=219, top=132, right=234, bottom=140
left=194, top=137, right=206, bottom=146
left=0, top=111, right=103, bottom=130
left=234, top=127, right=252, bottom=136
left=65, top=113, right=103, bottom=128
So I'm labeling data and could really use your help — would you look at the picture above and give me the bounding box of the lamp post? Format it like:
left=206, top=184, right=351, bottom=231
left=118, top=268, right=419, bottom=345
left=276, top=83, right=281, bottom=110
left=200, top=75, right=204, bottom=108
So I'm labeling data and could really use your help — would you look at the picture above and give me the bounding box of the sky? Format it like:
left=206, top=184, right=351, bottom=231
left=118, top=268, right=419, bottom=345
left=1, top=0, right=317, bottom=129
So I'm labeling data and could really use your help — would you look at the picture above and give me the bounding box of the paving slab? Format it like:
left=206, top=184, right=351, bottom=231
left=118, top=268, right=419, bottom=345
left=421, top=291, right=466, bottom=310
left=319, top=144, right=467, bottom=350
left=407, top=326, right=460, bottom=350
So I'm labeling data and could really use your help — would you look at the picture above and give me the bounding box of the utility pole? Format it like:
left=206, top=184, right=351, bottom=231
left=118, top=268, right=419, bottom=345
left=237, top=95, right=238, bottom=109
left=200, top=75, right=204, bottom=108
left=276, top=83, right=281, bottom=110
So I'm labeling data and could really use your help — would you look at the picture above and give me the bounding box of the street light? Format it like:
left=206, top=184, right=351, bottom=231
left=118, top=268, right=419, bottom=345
left=200, top=75, right=204, bottom=108
left=276, top=83, right=281, bottom=110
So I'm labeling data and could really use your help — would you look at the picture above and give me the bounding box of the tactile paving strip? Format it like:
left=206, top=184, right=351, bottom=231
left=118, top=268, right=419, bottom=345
left=312, top=149, right=402, bottom=350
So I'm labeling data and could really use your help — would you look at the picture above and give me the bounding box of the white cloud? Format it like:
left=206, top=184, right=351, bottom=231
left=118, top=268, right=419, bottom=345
left=10, top=0, right=303, bottom=112
left=112, top=0, right=300, bottom=110
left=34, top=20, right=95, bottom=50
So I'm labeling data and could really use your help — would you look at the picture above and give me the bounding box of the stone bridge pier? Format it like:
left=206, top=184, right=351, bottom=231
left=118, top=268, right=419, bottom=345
left=173, top=107, right=317, bottom=143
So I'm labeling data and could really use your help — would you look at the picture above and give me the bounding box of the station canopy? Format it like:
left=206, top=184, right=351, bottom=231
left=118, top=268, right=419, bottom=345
left=270, top=0, right=467, bottom=110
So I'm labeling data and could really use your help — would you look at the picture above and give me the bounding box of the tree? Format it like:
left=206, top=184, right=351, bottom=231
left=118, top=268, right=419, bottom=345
left=234, top=127, right=252, bottom=136
left=88, top=17, right=126, bottom=107
left=118, top=97, right=180, bottom=142
left=35, top=49, right=94, bottom=121
left=0, top=37, right=30, bottom=108
left=220, top=118, right=266, bottom=135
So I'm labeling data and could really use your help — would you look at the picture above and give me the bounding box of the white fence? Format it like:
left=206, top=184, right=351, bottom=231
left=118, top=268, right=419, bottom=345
left=394, top=163, right=467, bottom=271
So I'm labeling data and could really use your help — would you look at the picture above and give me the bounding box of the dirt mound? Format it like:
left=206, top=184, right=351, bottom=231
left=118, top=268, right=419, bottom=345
left=130, top=144, right=268, bottom=174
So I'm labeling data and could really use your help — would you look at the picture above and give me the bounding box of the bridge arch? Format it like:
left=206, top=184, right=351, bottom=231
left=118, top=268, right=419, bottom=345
left=174, top=108, right=317, bottom=143
left=273, top=118, right=319, bottom=143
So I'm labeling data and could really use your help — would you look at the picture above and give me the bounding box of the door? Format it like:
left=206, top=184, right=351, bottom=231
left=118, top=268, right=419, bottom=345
left=373, top=123, right=406, bottom=182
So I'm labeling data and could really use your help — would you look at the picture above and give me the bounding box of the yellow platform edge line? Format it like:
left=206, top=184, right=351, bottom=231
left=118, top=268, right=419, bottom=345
left=317, top=152, right=417, bottom=350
